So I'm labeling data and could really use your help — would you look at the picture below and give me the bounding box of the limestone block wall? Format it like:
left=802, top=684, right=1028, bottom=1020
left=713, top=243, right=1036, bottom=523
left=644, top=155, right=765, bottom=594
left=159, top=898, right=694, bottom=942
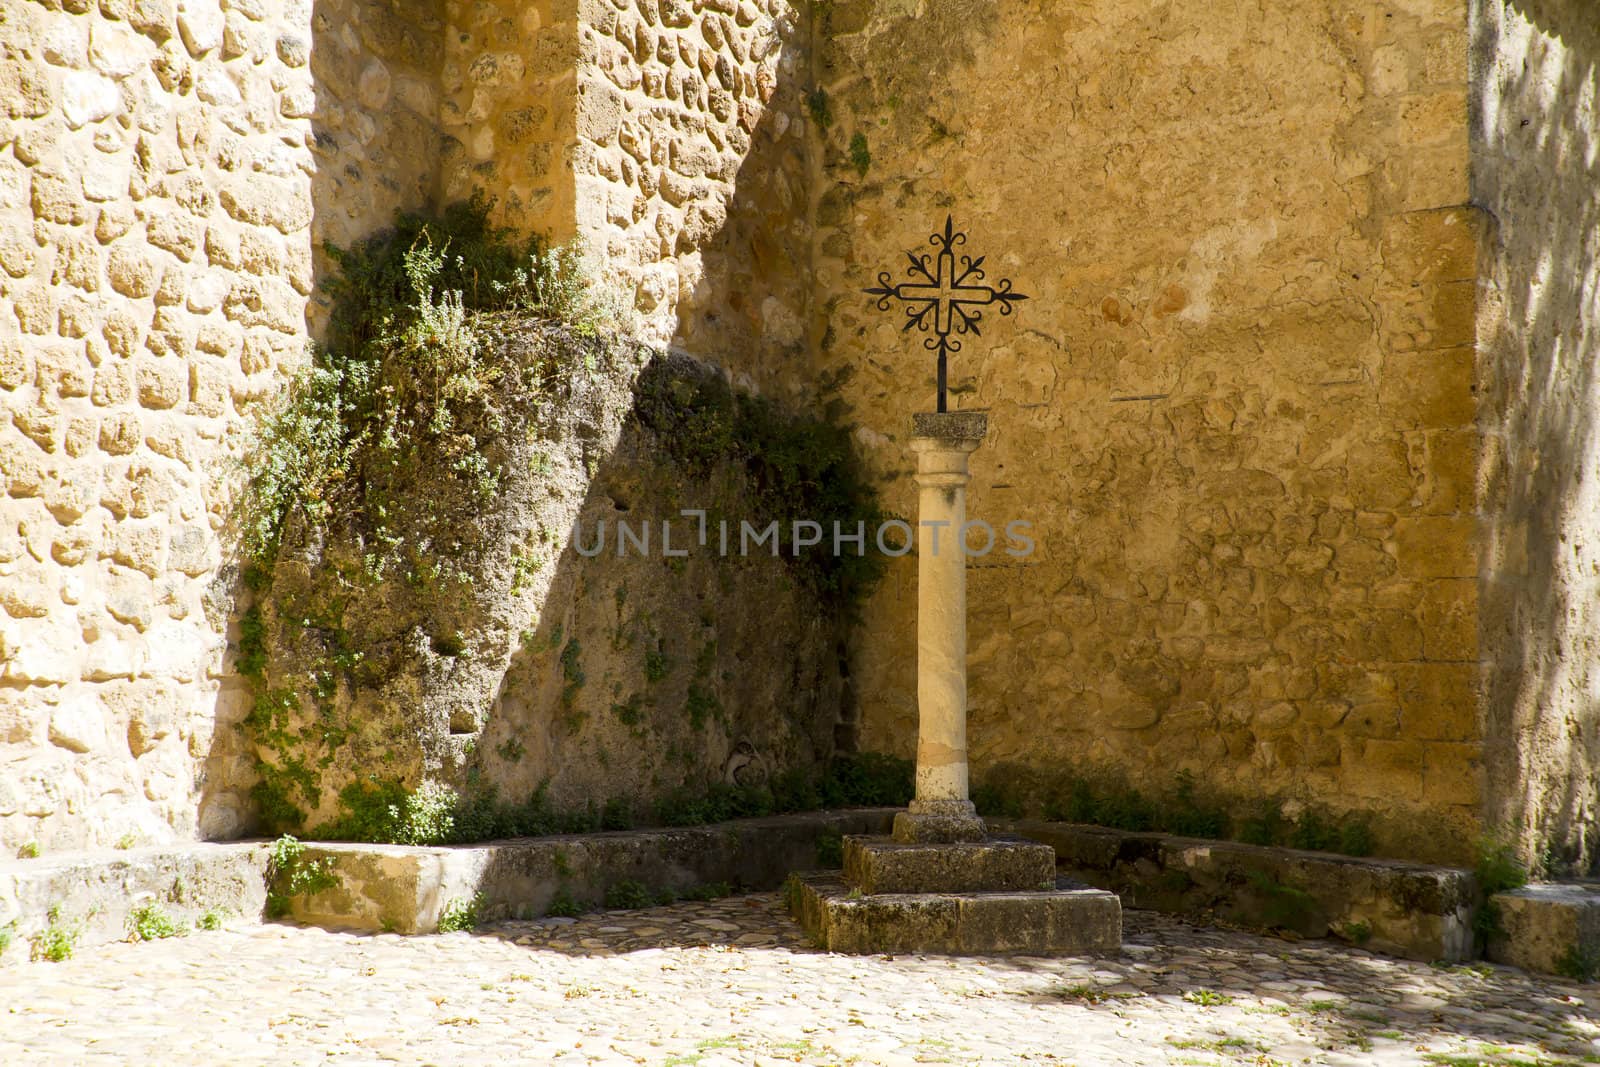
left=814, top=1, right=1483, bottom=862
left=1472, top=0, right=1600, bottom=873
left=0, top=0, right=438, bottom=853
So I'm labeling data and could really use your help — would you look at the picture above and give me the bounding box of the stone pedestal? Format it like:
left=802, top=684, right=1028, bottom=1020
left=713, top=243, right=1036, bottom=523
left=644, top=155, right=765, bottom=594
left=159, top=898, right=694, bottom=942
left=789, top=835, right=1122, bottom=955
left=787, top=411, right=1122, bottom=956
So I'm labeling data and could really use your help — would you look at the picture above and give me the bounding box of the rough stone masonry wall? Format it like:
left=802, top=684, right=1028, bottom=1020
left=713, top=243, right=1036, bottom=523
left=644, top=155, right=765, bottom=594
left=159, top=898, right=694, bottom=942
left=1472, top=0, right=1600, bottom=873
left=0, top=0, right=439, bottom=853
left=571, top=0, right=811, bottom=371
left=817, top=1, right=1483, bottom=863
left=437, top=0, right=576, bottom=251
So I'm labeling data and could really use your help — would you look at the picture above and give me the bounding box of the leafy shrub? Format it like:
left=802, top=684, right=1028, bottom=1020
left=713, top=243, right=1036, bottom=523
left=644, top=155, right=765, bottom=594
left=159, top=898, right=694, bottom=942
left=681, top=881, right=734, bottom=902
left=600, top=797, right=634, bottom=831
left=972, top=781, right=1025, bottom=819
left=815, top=829, right=843, bottom=869
left=603, top=880, right=654, bottom=910
left=819, top=752, right=914, bottom=808
left=196, top=910, right=226, bottom=932
left=236, top=194, right=619, bottom=569
left=1472, top=838, right=1529, bottom=946
left=1558, top=941, right=1600, bottom=982
left=30, top=906, right=79, bottom=963
left=1166, top=771, right=1228, bottom=840
left=545, top=890, right=582, bottom=918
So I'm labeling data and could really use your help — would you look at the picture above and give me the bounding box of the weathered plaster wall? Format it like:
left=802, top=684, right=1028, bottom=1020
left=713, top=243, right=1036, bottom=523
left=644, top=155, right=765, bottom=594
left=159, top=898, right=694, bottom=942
left=1472, top=0, right=1600, bottom=873
left=818, top=1, right=1482, bottom=862
left=0, top=0, right=439, bottom=852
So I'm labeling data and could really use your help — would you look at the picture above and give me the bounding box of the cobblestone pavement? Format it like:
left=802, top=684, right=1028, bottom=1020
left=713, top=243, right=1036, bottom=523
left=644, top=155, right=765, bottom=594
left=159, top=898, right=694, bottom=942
left=2, top=893, right=1598, bottom=1065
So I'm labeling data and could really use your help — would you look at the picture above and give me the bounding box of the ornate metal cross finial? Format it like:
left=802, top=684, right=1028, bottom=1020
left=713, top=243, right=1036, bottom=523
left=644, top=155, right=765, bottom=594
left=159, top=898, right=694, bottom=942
left=863, top=216, right=1029, bottom=413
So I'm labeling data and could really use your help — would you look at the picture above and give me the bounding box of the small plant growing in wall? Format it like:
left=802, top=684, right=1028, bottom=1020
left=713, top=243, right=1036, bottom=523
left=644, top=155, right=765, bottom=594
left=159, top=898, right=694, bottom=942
left=266, top=835, right=341, bottom=919
left=437, top=893, right=484, bottom=933
left=805, top=87, right=833, bottom=128
left=30, top=906, right=80, bottom=963
left=1557, top=940, right=1600, bottom=982
left=848, top=132, right=871, bottom=176
left=127, top=902, right=182, bottom=942
left=1472, top=838, right=1529, bottom=949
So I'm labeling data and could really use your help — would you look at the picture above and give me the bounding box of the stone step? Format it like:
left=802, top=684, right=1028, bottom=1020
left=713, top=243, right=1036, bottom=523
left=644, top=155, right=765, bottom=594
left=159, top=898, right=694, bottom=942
left=790, top=872, right=1122, bottom=956
left=1488, top=883, right=1600, bottom=978
left=843, top=834, right=1056, bottom=894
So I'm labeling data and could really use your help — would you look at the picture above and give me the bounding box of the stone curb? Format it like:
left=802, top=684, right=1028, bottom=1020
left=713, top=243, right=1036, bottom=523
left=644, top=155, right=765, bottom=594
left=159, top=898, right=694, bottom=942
left=1489, top=883, right=1600, bottom=977
left=0, top=842, right=271, bottom=963
left=287, top=808, right=899, bottom=933
left=991, top=817, right=1477, bottom=962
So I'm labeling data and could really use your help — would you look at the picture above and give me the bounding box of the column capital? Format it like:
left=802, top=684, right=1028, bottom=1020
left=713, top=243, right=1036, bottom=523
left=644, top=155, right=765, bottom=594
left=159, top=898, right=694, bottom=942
left=911, top=410, right=987, bottom=446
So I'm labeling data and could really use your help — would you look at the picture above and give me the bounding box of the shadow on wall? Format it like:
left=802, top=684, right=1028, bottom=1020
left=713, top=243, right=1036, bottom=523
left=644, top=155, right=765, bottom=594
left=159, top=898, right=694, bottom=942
left=1474, top=0, right=1600, bottom=872
left=195, top=2, right=857, bottom=839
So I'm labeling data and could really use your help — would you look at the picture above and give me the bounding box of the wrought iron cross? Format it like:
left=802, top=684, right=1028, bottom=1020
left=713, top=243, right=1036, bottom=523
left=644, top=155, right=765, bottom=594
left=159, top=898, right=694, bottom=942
left=864, top=216, right=1029, bottom=412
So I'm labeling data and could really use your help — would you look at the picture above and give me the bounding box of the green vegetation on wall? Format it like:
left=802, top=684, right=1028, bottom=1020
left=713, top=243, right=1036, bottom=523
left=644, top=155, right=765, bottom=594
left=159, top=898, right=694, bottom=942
left=233, top=197, right=893, bottom=843
left=237, top=194, right=614, bottom=570
left=234, top=197, right=622, bottom=833
left=307, top=752, right=911, bottom=848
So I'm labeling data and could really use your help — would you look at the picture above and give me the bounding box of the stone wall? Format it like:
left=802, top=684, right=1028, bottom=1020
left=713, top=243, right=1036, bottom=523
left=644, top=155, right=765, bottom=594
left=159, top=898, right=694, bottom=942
left=1472, top=0, right=1600, bottom=873
left=571, top=0, right=812, bottom=369
left=814, top=1, right=1483, bottom=862
left=4, top=0, right=1574, bottom=867
left=438, top=0, right=576, bottom=249
left=0, top=0, right=438, bottom=852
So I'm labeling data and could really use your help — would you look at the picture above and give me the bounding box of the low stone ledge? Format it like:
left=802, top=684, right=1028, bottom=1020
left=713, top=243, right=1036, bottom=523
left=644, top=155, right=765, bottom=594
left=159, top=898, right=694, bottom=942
left=1488, top=883, right=1600, bottom=977
left=791, top=872, right=1122, bottom=956
left=990, top=818, right=1476, bottom=962
left=289, top=808, right=898, bottom=934
left=0, top=843, right=270, bottom=962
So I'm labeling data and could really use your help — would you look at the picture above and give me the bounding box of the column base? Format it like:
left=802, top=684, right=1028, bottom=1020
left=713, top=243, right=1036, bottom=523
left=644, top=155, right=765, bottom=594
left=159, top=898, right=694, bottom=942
left=893, top=799, right=986, bottom=844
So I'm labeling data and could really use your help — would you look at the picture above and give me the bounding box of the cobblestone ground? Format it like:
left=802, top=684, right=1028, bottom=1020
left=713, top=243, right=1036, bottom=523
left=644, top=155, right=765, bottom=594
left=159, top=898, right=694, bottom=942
left=2, top=894, right=1598, bottom=1066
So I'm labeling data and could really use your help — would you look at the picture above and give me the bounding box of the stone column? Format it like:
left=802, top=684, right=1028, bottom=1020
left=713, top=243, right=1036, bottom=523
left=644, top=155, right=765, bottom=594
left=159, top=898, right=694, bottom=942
left=893, top=411, right=988, bottom=844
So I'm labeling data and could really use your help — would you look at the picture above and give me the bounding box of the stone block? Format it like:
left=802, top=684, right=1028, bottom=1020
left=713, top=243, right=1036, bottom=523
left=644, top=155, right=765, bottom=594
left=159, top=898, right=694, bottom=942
left=1488, top=884, right=1600, bottom=977
left=792, top=874, right=1122, bottom=956
left=1391, top=515, right=1476, bottom=579
left=0, top=842, right=270, bottom=961
left=843, top=835, right=1055, bottom=895
left=992, top=818, right=1476, bottom=962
